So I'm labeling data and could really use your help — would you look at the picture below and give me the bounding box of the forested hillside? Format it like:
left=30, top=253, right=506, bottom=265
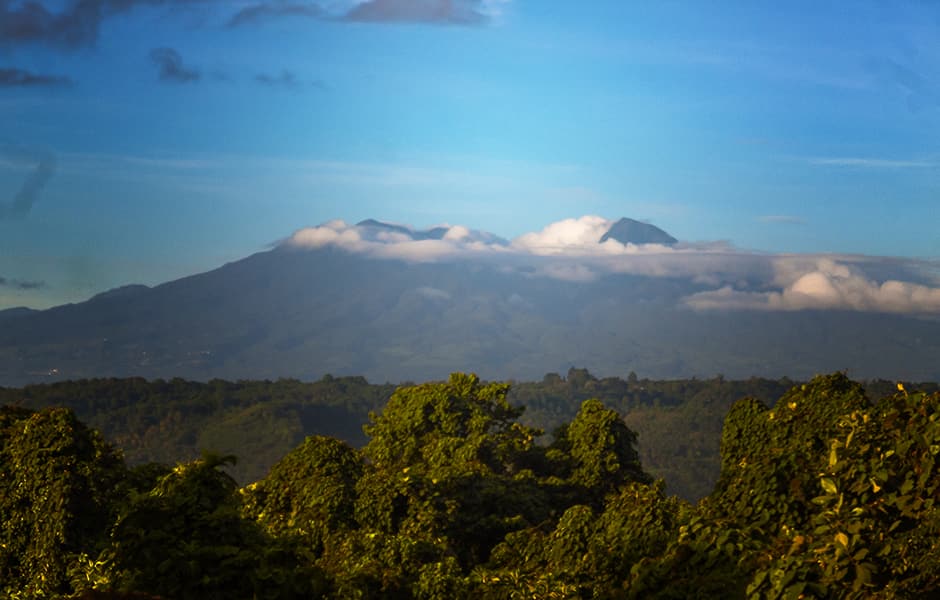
left=0, top=376, right=395, bottom=485
left=2, top=371, right=935, bottom=500
left=1, top=373, right=938, bottom=598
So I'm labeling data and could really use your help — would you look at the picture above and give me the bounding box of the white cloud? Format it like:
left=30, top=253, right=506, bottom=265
left=512, top=216, right=613, bottom=255
left=284, top=217, right=940, bottom=315
left=286, top=219, right=507, bottom=262
left=685, top=257, right=940, bottom=314
left=443, top=225, right=470, bottom=241
left=289, top=220, right=363, bottom=248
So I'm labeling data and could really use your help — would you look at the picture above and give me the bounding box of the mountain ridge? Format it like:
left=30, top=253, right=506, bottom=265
left=1, top=224, right=939, bottom=386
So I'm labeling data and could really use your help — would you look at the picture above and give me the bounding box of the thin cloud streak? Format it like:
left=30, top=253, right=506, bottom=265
left=0, top=276, right=45, bottom=290
left=227, top=0, right=509, bottom=27
left=0, top=67, right=72, bottom=87
left=808, top=157, right=935, bottom=168
left=865, top=57, right=940, bottom=112
left=254, top=70, right=320, bottom=90
left=228, top=3, right=323, bottom=28
left=758, top=215, right=806, bottom=225
left=0, top=145, right=56, bottom=220
left=344, top=0, right=492, bottom=25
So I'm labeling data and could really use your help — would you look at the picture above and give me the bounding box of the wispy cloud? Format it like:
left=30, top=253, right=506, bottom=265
left=757, top=215, right=806, bottom=225
left=255, top=70, right=298, bottom=88
left=807, top=156, right=935, bottom=168
left=865, top=56, right=940, bottom=112
left=0, top=67, right=72, bottom=88
left=0, top=276, right=45, bottom=290
left=228, top=2, right=323, bottom=28
left=150, top=47, right=200, bottom=83
left=227, top=0, right=509, bottom=27
left=0, top=145, right=56, bottom=220
left=254, top=70, right=324, bottom=90
left=344, top=0, right=494, bottom=25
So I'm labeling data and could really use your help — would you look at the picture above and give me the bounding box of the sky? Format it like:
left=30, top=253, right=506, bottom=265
left=1, top=0, right=940, bottom=309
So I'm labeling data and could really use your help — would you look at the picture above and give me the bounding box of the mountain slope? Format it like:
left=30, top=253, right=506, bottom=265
left=2, top=242, right=940, bottom=386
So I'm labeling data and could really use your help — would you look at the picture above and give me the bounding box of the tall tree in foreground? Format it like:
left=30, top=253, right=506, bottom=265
left=0, top=406, right=125, bottom=598
left=88, top=453, right=325, bottom=599
left=627, top=373, right=940, bottom=599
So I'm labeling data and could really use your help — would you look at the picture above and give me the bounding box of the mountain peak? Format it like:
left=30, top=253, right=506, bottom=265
left=354, top=218, right=508, bottom=245
left=600, top=218, right=677, bottom=245
left=356, top=219, right=449, bottom=241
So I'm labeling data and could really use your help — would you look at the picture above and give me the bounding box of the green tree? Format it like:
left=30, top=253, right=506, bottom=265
left=552, top=398, right=651, bottom=504
left=321, top=373, right=551, bottom=595
left=242, top=435, right=362, bottom=552
left=627, top=373, right=940, bottom=599
left=90, top=453, right=324, bottom=600
left=0, top=406, right=125, bottom=598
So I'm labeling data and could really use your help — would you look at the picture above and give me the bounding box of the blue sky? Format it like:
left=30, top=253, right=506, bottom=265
left=2, top=0, right=940, bottom=308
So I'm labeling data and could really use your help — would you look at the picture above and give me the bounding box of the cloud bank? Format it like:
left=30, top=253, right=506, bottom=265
left=685, top=258, right=940, bottom=315
left=284, top=216, right=940, bottom=316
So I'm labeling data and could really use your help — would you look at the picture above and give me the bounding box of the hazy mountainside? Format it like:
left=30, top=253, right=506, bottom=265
left=0, top=306, right=38, bottom=320
left=2, top=219, right=940, bottom=386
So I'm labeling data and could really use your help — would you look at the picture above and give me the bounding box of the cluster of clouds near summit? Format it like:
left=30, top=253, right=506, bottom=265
left=287, top=216, right=940, bottom=316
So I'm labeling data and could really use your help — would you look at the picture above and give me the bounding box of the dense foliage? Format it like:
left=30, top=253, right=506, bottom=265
left=0, top=376, right=394, bottom=484
left=0, top=371, right=817, bottom=499
left=1, top=372, right=938, bottom=598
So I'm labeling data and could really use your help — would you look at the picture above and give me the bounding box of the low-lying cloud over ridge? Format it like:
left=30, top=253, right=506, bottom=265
left=285, top=216, right=940, bottom=316
left=685, top=258, right=940, bottom=314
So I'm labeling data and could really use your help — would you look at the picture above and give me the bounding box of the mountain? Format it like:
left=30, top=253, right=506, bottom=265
left=357, top=219, right=450, bottom=240
left=356, top=219, right=509, bottom=245
left=0, top=307, right=38, bottom=321
left=1, top=219, right=939, bottom=386
left=600, top=218, right=677, bottom=245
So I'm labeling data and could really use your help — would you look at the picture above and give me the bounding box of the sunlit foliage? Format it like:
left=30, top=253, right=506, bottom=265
left=1, top=372, right=938, bottom=598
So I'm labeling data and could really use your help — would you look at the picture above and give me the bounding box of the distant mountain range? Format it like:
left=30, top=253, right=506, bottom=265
left=2, top=218, right=939, bottom=386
